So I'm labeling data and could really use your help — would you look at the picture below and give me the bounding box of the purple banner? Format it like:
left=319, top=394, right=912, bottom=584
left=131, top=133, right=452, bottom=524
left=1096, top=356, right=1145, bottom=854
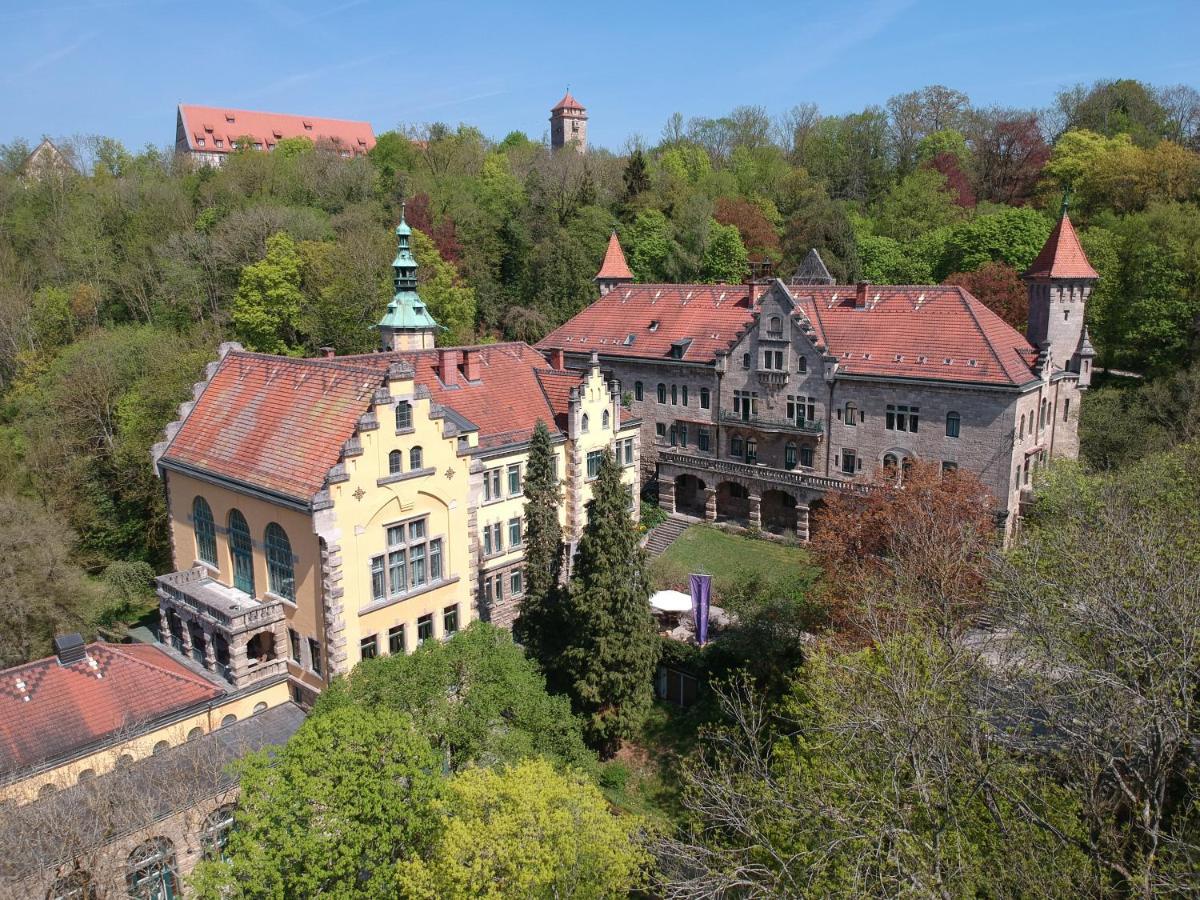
left=689, top=573, right=711, bottom=646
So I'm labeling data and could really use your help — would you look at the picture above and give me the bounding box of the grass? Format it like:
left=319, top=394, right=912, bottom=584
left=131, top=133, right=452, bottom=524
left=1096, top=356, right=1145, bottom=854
left=650, top=524, right=817, bottom=596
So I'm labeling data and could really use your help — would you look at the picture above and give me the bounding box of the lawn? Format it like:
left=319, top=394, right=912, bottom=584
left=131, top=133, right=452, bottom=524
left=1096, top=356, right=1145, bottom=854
left=650, top=524, right=817, bottom=596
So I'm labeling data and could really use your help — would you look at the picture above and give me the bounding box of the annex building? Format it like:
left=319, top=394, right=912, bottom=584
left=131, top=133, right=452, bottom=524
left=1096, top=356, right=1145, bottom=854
left=0, top=634, right=302, bottom=898
left=538, top=213, right=1098, bottom=538
left=175, top=104, right=375, bottom=167
left=149, top=212, right=640, bottom=707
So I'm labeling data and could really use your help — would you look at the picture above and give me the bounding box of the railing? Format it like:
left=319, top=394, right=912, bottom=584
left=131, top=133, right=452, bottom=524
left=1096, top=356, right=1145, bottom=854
left=659, top=450, right=874, bottom=495
left=756, top=371, right=789, bottom=386
left=720, top=411, right=824, bottom=434
left=156, top=570, right=285, bottom=634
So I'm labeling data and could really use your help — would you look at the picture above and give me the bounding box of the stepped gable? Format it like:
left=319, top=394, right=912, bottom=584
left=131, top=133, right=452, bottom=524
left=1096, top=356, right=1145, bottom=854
left=537, top=284, right=755, bottom=364
left=177, top=104, right=375, bottom=156
left=161, top=352, right=384, bottom=501
left=789, top=284, right=1038, bottom=387
left=1023, top=214, right=1098, bottom=279
left=595, top=232, right=633, bottom=281
left=0, top=643, right=223, bottom=775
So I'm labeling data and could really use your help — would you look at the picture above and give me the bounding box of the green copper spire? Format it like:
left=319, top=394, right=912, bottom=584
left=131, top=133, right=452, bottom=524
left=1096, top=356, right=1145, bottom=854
left=378, top=202, right=440, bottom=343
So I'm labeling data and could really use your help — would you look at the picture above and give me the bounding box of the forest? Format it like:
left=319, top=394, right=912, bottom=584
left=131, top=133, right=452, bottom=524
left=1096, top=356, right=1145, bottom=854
left=2, top=77, right=1199, bottom=663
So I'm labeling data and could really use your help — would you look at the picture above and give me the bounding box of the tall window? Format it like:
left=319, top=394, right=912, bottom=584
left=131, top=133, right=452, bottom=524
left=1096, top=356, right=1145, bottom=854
left=731, top=435, right=744, bottom=458
left=682, top=386, right=689, bottom=406
left=671, top=384, right=678, bottom=405
left=1063, top=398, right=1070, bottom=422
left=762, top=349, right=784, bottom=370
left=409, top=446, right=423, bottom=469
left=228, top=510, right=254, bottom=596
left=388, top=450, right=402, bottom=475
left=745, top=438, right=758, bottom=464
left=677, top=423, right=688, bottom=447
left=634, top=381, right=643, bottom=401
left=508, top=516, right=523, bottom=547
left=733, top=390, right=758, bottom=420
left=602, top=409, right=611, bottom=429
left=800, top=445, right=814, bottom=468
left=844, top=402, right=859, bottom=426
left=507, top=464, right=522, bottom=496
left=841, top=449, right=858, bottom=475
left=586, top=449, right=603, bottom=479
left=742, top=352, right=751, bottom=369
left=699, top=387, right=710, bottom=409
left=787, top=395, right=816, bottom=425
left=768, top=315, right=782, bottom=334
left=797, top=356, right=807, bottom=374
left=946, top=411, right=961, bottom=438
left=395, top=400, right=412, bottom=430
left=417, top=614, right=434, bottom=644
left=785, top=442, right=797, bottom=469
left=193, top=497, right=217, bottom=566
left=308, top=637, right=322, bottom=676
left=443, top=604, right=459, bottom=635
left=657, top=383, right=667, bottom=403
left=265, top=523, right=295, bottom=601
left=484, top=468, right=502, bottom=501
left=370, top=517, right=442, bottom=605
left=699, top=428, right=711, bottom=452
left=510, top=569, right=524, bottom=596
left=126, top=838, right=178, bottom=900
left=388, top=625, right=405, bottom=655
left=1019, top=414, right=1026, bottom=439
left=201, top=804, right=236, bottom=862
left=885, top=404, right=919, bottom=433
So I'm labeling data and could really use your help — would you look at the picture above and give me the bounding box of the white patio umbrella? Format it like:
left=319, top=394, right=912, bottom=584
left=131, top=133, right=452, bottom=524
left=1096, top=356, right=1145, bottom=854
left=649, top=590, right=693, bottom=613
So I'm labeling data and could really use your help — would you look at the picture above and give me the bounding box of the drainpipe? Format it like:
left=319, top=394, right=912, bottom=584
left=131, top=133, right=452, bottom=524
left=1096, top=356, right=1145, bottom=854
left=824, top=381, right=835, bottom=476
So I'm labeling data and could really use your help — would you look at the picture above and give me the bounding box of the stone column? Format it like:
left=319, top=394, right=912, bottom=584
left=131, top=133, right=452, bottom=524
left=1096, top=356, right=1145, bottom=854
left=158, top=606, right=170, bottom=644
left=658, top=476, right=676, bottom=514
left=704, top=487, right=717, bottom=522
left=230, top=637, right=250, bottom=685
left=180, top=617, right=194, bottom=657
left=796, top=505, right=810, bottom=542
left=748, top=492, right=762, bottom=529
left=202, top=628, right=217, bottom=671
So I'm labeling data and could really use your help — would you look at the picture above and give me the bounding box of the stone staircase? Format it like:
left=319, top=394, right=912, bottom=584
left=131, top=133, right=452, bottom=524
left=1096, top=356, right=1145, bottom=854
left=643, top=514, right=692, bottom=556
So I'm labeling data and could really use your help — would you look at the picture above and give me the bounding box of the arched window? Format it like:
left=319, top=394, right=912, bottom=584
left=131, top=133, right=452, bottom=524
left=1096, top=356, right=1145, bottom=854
left=657, top=383, right=667, bottom=403
left=187, top=727, right=203, bottom=741
left=634, top=381, right=643, bottom=401
left=784, top=442, right=798, bottom=470
left=39, top=782, right=57, bottom=798
left=253, top=701, right=268, bottom=715
left=228, top=510, right=254, bottom=596
left=409, top=446, right=423, bottom=470
left=265, top=523, right=295, bottom=601
left=797, top=356, right=807, bottom=373
left=221, top=713, right=236, bottom=728
left=395, top=400, right=412, bottom=431
left=192, top=497, right=217, bottom=566
left=602, top=410, right=610, bottom=430
left=48, top=870, right=96, bottom=900
left=126, top=838, right=178, bottom=900
left=883, top=453, right=898, bottom=471
left=581, top=413, right=590, bottom=433
left=388, top=450, right=402, bottom=475
left=76, top=769, right=95, bottom=783
left=1019, top=414, right=1025, bottom=439
left=769, top=315, right=782, bottom=333
left=201, top=804, right=237, bottom=862
left=152, top=740, right=169, bottom=755
left=946, top=411, right=961, bottom=438
left=844, top=402, right=858, bottom=426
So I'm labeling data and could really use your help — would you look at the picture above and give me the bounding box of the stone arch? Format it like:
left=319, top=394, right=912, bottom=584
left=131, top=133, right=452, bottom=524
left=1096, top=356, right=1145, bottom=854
left=715, top=481, right=751, bottom=523
left=673, top=474, right=706, bottom=517
left=761, top=489, right=798, bottom=535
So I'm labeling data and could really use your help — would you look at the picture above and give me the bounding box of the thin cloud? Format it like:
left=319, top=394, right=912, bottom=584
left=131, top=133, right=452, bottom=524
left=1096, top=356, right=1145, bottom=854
left=774, top=0, right=917, bottom=79
left=239, top=51, right=392, bottom=101
left=4, top=33, right=94, bottom=83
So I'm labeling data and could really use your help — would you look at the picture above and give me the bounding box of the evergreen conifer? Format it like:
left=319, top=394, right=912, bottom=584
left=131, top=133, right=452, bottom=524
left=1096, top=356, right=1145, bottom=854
left=513, top=419, right=564, bottom=665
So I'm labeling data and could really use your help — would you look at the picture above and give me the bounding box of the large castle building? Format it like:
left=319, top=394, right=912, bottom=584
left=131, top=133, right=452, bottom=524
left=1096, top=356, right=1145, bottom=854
left=148, top=211, right=639, bottom=706
left=538, top=213, right=1097, bottom=537
left=175, top=104, right=375, bottom=167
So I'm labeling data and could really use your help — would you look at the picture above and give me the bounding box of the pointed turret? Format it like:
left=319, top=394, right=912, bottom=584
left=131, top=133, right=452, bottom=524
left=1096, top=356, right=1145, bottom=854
left=790, top=248, right=835, bottom=285
left=378, top=205, right=440, bottom=351
left=1023, top=204, right=1098, bottom=387
left=594, top=232, right=634, bottom=295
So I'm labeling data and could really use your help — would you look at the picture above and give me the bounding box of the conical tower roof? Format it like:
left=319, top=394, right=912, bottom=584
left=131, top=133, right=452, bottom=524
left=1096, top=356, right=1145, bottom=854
left=551, top=91, right=586, bottom=113
left=1024, top=214, right=1098, bottom=280
left=595, top=232, right=633, bottom=282
left=790, top=248, right=835, bottom=285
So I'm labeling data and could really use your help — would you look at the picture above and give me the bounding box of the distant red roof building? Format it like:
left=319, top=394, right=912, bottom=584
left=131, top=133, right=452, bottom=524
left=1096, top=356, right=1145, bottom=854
left=1022, top=214, right=1098, bottom=280
left=175, top=104, right=375, bottom=164
left=0, top=642, right=222, bottom=775
left=595, top=232, right=634, bottom=292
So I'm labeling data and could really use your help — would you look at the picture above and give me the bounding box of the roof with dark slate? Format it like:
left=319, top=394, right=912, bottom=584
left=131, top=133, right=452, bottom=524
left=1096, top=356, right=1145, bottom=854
left=790, top=248, right=835, bottom=285
left=1023, top=214, right=1098, bottom=279
left=0, top=643, right=224, bottom=776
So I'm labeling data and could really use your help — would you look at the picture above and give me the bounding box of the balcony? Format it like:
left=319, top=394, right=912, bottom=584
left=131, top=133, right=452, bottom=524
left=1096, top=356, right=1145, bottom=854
left=756, top=370, right=789, bottom=386
left=720, top=411, right=824, bottom=435
left=156, top=568, right=285, bottom=636
left=658, top=449, right=869, bottom=494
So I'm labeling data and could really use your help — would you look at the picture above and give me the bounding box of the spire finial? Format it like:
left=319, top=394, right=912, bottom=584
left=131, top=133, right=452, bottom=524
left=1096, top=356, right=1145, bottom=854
left=399, top=198, right=406, bottom=224
left=1060, top=186, right=1071, bottom=219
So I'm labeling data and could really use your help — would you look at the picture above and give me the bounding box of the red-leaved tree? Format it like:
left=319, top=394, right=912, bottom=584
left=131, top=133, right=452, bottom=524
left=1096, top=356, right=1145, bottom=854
left=926, top=152, right=976, bottom=208
left=944, top=261, right=1029, bottom=331
left=714, top=197, right=781, bottom=263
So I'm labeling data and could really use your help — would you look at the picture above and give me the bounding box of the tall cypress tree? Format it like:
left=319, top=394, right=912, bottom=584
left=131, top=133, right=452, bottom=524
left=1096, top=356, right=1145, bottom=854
left=557, top=449, right=660, bottom=757
left=514, top=420, right=563, bottom=665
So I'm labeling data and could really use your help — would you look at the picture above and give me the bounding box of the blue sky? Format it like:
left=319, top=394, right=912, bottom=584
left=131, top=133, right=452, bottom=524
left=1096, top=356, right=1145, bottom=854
left=1, top=0, right=1197, bottom=151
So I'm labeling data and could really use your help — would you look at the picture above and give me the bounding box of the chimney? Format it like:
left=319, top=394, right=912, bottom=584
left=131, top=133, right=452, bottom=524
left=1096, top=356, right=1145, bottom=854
left=855, top=281, right=869, bottom=308
left=319, top=346, right=335, bottom=359
left=461, top=349, right=482, bottom=382
left=438, top=348, right=460, bottom=387
left=548, top=348, right=565, bottom=370
left=54, top=633, right=87, bottom=666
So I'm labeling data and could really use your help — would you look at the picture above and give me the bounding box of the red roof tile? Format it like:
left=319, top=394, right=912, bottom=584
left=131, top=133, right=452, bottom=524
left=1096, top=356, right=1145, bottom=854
left=163, top=353, right=384, bottom=501
left=1023, top=214, right=1098, bottom=279
left=551, top=92, right=585, bottom=112
left=539, top=282, right=1040, bottom=388
left=538, top=284, right=755, bottom=364
left=0, top=643, right=222, bottom=774
left=178, top=104, right=375, bottom=156
left=595, top=232, right=633, bottom=281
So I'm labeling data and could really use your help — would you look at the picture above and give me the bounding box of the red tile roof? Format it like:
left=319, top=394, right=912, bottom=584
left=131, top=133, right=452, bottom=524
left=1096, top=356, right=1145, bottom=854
left=539, top=282, right=1040, bottom=388
left=0, top=643, right=223, bottom=774
left=538, top=284, right=755, bottom=364
left=1023, top=214, right=1098, bottom=279
left=595, top=232, right=633, bottom=281
left=551, top=92, right=585, bottom=112
left=178, top=104, right=375, bottom=156
left=162, top=353, right=385, bottom=501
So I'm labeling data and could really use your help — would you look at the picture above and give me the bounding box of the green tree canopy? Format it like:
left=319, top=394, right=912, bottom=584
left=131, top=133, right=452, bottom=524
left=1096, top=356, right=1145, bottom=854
left=513, top=419, right=564, bottom=663
left=231, top=231, right=304, bottom=353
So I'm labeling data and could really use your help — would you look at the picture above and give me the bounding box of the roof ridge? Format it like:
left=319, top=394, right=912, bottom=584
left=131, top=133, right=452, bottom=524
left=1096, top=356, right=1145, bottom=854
left=100, top=644, right=222, bottom=693
left=954, top=286, right=1012, bottom=376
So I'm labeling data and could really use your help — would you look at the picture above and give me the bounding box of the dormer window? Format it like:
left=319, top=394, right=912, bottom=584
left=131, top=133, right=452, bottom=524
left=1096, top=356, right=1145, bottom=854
left=767, top=315, right=782, bottom=337
left=624, top=333, right=636, bottom=346
left=668, top=339, right=690, bottom=360
left=648, top=320, right=660, bottom=332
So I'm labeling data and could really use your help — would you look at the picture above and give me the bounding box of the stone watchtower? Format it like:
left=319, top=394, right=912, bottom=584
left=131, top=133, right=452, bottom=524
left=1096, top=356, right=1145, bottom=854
left=378, top=204, right=441, bottom=351
left=550, top=91, right=587, bottom=153
left=1022, top=205, right=1098, bottom=387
